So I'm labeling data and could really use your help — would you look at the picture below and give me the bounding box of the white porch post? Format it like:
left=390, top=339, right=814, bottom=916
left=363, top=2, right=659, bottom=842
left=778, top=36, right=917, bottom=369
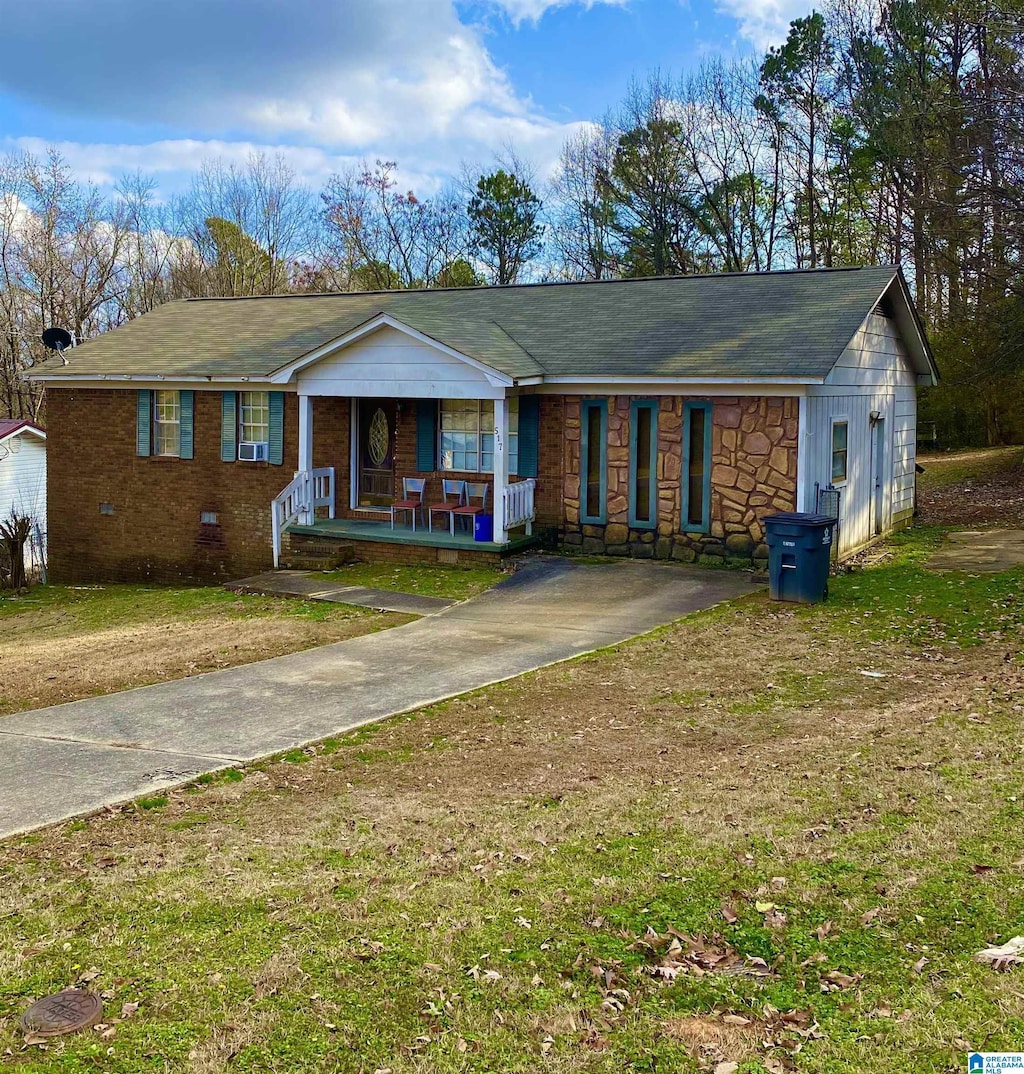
left=493, top=395, right=509, bottom=543
left=298, top=395, right=314, bottom=523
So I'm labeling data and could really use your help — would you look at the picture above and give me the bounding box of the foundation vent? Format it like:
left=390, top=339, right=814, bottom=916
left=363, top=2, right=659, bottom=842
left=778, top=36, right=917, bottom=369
left=436, top=548, right=459, bottom=565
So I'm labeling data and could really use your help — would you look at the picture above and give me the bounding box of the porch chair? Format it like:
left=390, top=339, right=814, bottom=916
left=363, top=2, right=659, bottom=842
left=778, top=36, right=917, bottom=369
left=391, top=477, right=427, bottom=531
left=450, top=481, right=490, bottom=537
left=427, top=479, right=467, bottom=536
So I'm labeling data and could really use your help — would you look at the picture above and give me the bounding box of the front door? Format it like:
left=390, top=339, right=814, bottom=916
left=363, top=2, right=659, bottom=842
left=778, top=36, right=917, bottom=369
left=357, top=399, right=396, bottom=506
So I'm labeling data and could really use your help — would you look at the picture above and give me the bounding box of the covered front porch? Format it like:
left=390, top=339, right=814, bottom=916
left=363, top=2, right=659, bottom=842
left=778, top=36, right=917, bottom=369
left=267, top=315, right=542, bottom=568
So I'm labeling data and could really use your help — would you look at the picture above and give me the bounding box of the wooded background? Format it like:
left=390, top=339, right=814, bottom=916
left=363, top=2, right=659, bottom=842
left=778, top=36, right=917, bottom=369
left=2, top=0, right=1020, bottom=445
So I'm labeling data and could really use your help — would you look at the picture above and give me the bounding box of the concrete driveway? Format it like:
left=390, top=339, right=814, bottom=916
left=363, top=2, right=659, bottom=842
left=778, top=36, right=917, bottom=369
left=0, top=557, right=757, bottom=838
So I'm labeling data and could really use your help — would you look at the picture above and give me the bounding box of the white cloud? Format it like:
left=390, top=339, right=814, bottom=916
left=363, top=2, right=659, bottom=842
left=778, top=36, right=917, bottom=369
left=0, top=0, right=601, bottom=195
left=713, top=0, right=816, bottom=49
left=484, top=0, right=628, bottom=26
left=0, top=0, right=566, bottom=152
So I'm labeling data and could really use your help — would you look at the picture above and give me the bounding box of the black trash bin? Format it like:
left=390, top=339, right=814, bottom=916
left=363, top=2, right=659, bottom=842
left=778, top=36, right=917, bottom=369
left=764, top=512, right=836, bottom=604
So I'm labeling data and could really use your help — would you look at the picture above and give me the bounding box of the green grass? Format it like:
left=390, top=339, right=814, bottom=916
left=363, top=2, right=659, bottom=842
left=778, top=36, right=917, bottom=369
left=804, top=525, right=1024, bottom=650
left=320, top=562, right=504, bottom=601
left=2, top=513, right=1023, bottom=1071
left=0, top=582, right=370, bottom=626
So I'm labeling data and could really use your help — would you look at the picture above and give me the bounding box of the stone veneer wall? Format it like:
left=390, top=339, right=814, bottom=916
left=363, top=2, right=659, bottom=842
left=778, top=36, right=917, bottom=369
left=561, top=395, right=799, bottom=565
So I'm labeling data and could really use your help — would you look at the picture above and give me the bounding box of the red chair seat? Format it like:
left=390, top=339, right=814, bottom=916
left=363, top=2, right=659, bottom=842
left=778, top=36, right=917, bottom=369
left=427, top=501, right=455, bottom=512
left=451, top=504, right=483, bottom=515
left=393, top=499, right=421, bottom=509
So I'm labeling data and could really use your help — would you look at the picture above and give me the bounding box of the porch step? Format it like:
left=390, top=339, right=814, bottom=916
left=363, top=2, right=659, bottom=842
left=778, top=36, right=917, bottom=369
left=280, top=537, right=356, bottom=571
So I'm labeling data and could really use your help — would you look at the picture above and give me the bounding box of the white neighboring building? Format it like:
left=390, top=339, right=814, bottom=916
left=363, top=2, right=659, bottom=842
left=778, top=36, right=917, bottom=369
left=0, top=419, right=47, bottom=575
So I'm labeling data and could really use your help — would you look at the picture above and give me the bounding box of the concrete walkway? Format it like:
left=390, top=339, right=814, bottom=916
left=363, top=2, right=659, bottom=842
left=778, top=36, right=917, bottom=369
left=927, top=529, right=1024, bottom=573
left=227, top=569, right=455, bottom=615
left=0, top=557, right=758, bottom=839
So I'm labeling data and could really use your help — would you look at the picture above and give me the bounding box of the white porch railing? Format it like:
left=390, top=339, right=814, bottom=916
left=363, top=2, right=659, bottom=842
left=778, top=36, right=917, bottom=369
left=502, top=478, right=536, bottom=536
left=271, top=467, right=335, bottom=567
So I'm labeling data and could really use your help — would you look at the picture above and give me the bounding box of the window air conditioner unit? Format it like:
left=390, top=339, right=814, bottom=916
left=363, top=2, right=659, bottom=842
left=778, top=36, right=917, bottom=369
left=239, top=441, right=268, bottom=462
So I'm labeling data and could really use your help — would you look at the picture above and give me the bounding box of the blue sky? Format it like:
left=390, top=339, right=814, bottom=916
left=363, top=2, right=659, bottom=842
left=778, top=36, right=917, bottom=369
left=0, top=0, right=812, bottom=197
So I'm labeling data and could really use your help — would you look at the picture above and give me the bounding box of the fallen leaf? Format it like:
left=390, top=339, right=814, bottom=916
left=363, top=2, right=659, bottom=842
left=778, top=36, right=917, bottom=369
left=721, top=903, right=739, bottom=924
left=755, top=901, right=776, bottom=913
left=912, top=957, right=929, bottom=974
left=714, top=1063, right=739, bottom=1074
left=971, top=864, right=996, bottom=875
left=861, top=907, right=881, bottom=926
left=975, top=936, right=1024, bottom=971
left=822, top=969, right=861, bottom=991
left=722, top=1014, right=751, bottom=1026
left=815, top=921, right=833, bottom=941
left=120, top=1002, right=139, bottom=1018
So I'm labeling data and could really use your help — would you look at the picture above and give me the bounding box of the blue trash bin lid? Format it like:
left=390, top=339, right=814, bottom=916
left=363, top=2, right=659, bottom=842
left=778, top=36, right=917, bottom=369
left=764, top=512, right=836, bottom=527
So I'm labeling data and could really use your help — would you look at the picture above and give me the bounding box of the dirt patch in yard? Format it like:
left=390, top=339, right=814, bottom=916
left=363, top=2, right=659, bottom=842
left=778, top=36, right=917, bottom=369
left=0, top=600, right=409, bottom=716
left=917, top=446, right=1024, bottom=526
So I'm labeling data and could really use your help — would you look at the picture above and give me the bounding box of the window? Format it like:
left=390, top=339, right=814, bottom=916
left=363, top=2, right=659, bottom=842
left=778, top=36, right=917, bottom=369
left=682, top=401, right=712, bottom=532
left=629, top=401, right=658, bottom=528
left=240, top=391, right=270, bottom=446
left=580, top=399, right=607, bottom=524
left=439, top=399, right=519, bottom=475
left=831, top=420, right=849, bottom=483
left=153, top=390, right=181, bottom=457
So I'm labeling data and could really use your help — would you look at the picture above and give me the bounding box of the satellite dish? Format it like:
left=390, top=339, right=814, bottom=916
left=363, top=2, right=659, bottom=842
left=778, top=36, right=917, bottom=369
left=41, top=327, right=74, bottom=365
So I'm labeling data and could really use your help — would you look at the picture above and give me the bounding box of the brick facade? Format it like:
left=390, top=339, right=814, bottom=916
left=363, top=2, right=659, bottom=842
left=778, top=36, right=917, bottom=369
left=561, top=395, right=799, bottom=565
left=47, top=388, right=306, bottom=583
left=48, top=388, right=796, bottom=583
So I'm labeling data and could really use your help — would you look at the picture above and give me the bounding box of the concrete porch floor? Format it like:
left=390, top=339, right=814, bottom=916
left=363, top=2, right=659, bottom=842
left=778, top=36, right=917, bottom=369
left=287, top=516, right=542, bottom=555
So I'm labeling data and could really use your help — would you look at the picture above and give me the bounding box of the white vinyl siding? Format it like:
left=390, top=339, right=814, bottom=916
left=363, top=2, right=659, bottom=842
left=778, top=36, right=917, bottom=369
left=801, top=313, right=917, bottom=557
left=0, top=433, right=46, bottom=572
left=296, top=324, right=506, bottom=399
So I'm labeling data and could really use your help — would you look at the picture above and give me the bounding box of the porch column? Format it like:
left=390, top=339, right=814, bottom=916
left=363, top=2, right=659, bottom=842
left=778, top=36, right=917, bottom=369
left=493, top=395, right=509, bottom=543
left=298, top=395, right=314, bottom=523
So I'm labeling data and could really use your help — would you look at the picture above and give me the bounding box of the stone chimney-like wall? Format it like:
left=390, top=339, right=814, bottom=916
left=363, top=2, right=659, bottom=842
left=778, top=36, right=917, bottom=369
left=562, top=395, right=799, bottom=565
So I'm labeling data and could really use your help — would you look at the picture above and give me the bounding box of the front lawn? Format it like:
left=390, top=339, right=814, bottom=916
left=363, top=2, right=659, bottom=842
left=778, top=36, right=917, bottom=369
left=1, top=510, right=1022, bottom=1071
left=0, top=585, right=409, bottom=717
left=320, top=562, right=505, bottom=601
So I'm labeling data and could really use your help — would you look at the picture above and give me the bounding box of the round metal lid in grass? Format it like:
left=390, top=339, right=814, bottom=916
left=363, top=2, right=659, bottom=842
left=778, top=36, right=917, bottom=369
left=20, top=989, right=103, bottom=1037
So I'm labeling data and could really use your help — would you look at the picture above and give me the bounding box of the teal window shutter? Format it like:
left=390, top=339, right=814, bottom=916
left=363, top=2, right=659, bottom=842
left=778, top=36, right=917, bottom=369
left=136, top=390, right=151, bottom=456
left=179, top=391, right=194, bottom=460
left=220, top=392, right=237, bottom=462
left=517, top=396, right=540, bottom=478
left=416, top=400, right=437, bottom=471
left=268, top=391, right=285, bottom=465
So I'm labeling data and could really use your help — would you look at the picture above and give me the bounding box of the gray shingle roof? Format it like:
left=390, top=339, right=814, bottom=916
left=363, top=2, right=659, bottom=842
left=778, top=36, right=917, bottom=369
left=33, top=266, right=912, bottom=382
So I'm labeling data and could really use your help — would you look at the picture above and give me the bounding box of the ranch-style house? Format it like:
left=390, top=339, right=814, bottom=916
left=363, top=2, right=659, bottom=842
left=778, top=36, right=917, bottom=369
left=30, top=266, right=937, bottom=582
